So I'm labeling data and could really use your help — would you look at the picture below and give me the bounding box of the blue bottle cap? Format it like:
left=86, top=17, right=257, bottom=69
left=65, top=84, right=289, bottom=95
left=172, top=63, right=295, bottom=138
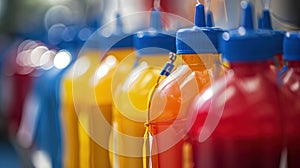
left=134, top=31, right=176, bottom=56
left=258, top=9, right=285, bottom=54
left=220, top=1, right=276, bottom=62
left=273, top=30, right=285, bottom=54
left=134, top=9, right=176, bottom=57
left=283, top=31, right=300, bottom=61
left=176, top=3, right=223, bottom=54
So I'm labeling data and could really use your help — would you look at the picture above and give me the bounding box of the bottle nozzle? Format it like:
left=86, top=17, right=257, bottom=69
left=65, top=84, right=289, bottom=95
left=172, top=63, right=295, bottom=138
left=206, top=10, right=215, bottom=27
left=150, top=8, right=163, bottom=31
left=240, top=1, right=254, bottom=29
left=261, top=9, right=272, bottom=29
left=195, top=3, right=206, bottom=27
left=115, top=13, right=123, bottom=33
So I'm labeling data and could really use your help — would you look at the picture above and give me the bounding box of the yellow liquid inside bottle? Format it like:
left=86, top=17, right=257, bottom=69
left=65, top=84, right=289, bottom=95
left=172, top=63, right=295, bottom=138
left=61, top=48, right=134, bottom=168
left=110, top=54, right=172, bottom=168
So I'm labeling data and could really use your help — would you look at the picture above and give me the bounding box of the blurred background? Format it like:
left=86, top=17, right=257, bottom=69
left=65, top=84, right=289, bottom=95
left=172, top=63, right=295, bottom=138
left=0, top=0, right=299, bottom=167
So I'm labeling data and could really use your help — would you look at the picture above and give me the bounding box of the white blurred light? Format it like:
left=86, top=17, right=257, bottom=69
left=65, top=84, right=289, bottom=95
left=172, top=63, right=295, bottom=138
left=73, top=56, right=90, bottom=78
left=17, top=40, right=35, bottom=53
left=96, top=64, right=109, bottom=79
left=32, top=150, right=52, bottom=168
left=105, top=55, right=117, bottom=66
left=17, top=50, right=31, bottom=66
left=291, top=82, right=299, bottom=92
left=92, top=56, right=117, bottom=86
left=54, top=50, right=71, bottom=69
left=238, top=27, right=246, bottom=36
left=44, top=5, right=72, bottom=29
left=40, top=50, right=56, bottom=70
left=30, top=46, right=49, bottom=67
left=202, top=88, right=213, bottom=101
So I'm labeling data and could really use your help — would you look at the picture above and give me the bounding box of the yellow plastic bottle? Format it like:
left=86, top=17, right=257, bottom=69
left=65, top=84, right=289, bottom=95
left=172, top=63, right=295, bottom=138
left=110, top=9, right=177, bottom=168
left=148, top=4, right=224, bottom=168
left=61, top=47, right=100, bottom=168
left=61, top=23, right=134, bottom=168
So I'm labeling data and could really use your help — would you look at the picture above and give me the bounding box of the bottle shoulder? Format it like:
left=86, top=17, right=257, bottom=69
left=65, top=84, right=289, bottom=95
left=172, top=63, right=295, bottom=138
left=188, top=71, right=283, bottom=140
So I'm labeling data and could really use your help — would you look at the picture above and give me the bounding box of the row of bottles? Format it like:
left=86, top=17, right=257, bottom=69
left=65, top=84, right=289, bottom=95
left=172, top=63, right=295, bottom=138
left=182, top=1, right=300, bottom=168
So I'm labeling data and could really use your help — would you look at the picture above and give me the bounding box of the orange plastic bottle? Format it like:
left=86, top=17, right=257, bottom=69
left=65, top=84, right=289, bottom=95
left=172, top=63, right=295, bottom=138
left=148, top=3, right=223, bottom=168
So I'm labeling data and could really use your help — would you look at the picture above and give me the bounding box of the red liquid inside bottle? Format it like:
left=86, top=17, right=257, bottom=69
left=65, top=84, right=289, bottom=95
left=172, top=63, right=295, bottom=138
left=188, top=62, right=284, bottom=168
left=282, top=31, right=300, bottom=167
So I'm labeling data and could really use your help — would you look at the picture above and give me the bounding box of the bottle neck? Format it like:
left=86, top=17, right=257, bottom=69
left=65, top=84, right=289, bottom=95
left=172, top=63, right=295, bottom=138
left=230, top=60, right=272, bottom=77
left=180, top=53, right=219, bottom=71
left=287, top=60, right=300, bottom=74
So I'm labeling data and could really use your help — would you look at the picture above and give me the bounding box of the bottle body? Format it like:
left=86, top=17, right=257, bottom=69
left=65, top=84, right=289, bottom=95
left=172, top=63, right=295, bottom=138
left=110, top=54, right=169, bottom=168
left=149, top=53, right=220, bottom=168
left=282, top=61, right=300, bottom=168
left=4, top=40, right=36, bottom=135
left=61, top=52, right=98, bottom=168
left=93, top=48, right=134, bottom=168
left=188, top=62, right=284, bottom=168
left=61, top=48, right=133, bottom=168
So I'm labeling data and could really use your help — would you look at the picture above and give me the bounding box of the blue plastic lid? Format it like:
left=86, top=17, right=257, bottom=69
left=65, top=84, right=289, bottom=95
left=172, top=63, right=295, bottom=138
left=176, top=3, right=223, bottom=54
left=134, top=9, right=175, bottom=57
left=220, top=1, right=276, bottom=62
left=273, top=30, right=285, bottom=54
left=258, top=9, right=285, bottom=54
left=283, top=31, right=300, bottom=61
left=134, top=31, right=176, bottom=56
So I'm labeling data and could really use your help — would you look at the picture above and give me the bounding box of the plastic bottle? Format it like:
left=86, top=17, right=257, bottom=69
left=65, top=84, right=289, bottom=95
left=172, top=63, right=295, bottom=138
left=15, top=24, right=83, bottom=168
left=3, top=30, right=52, bottom=136
left=282, top=31, right=300, bottom=168
left=187, top=2, right=284, bottom=168
left=110, top=9, right=176, bottom=168
left=148, top=3, right=223, bottom=168
left=36, top=25, right=83, bottom=168
left=61, top=16, right=134, bottom=168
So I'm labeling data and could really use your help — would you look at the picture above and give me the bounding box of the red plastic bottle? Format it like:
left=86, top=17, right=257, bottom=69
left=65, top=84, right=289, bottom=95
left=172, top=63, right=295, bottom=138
left=3, top=40, right=45, bottom=134
left=187, top=2, right=284, bottom=168
left=282, top=31, right=300, bottom=168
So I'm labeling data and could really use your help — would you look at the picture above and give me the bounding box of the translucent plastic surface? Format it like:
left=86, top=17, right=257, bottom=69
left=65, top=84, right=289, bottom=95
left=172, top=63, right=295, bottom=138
left=110, top=55, right=169, bottom=168
left=61, top=48, right=133, bottom=168
left=188, top=62, right=285, bottom=168
left=282, top=61, right=300, bottom=168
left=149, top=54, right=220, bottom=168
